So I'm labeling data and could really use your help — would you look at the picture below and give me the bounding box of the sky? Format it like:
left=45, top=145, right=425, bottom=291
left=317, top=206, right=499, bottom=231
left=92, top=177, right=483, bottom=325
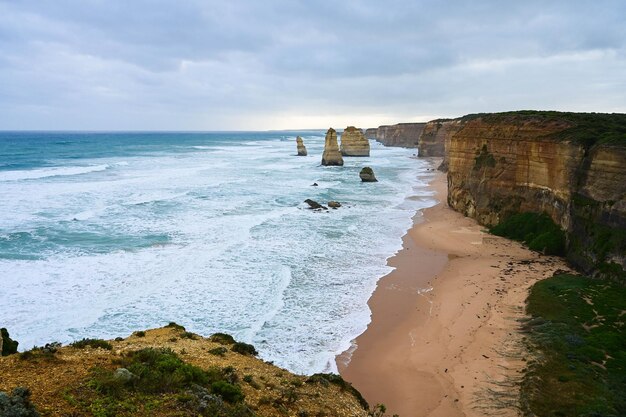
left=0, top=0, right=625, bottom=130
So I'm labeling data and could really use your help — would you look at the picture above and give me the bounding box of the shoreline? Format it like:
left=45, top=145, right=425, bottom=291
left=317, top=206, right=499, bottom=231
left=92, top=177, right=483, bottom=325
left=337, top=170, right=572, bottom=417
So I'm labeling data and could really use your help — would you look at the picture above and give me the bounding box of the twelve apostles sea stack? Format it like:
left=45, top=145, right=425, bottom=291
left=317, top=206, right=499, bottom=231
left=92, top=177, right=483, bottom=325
left=321, top=128, right=344, bottom=166
left=340, top=126, right=370, bottom=156
left=296, top=136, right=307, bottom=156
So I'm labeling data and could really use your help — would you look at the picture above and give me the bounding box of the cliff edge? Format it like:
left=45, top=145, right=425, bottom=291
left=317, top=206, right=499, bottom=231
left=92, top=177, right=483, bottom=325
left=446, top=111, right=626, bottom=281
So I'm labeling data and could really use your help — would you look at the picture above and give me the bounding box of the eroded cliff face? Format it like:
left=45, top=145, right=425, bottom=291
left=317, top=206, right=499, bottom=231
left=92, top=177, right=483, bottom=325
left=418, top=119, right=466, bottom=161
left=446, top=115, right=626, bottom=280
left=340, top=126, right=370, bottom=156
left=375, top=123, right=426, bottom=148
left=365, top=128, right=377, bottom=140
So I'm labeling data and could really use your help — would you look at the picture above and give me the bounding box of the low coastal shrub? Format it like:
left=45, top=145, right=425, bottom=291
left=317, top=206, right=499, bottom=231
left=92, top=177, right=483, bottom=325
left=210, top=333, right=236, bottom=345
left=181, top=331, right=197, bottom=340
left=490, top=212, right=565, bottom=255
left=19, top=342, right=62, bottom=361
left=0, top=387, right=40, bottom=417
left=209, top=347, right=228, bottom=356
left=521, top=274, right=626, bottom=416
left=78, top=348, right=249, bottom=416
left=165, top=321, right=186, bottom=331
left=231, top=342, right=257, bottom=356
left=1, top=328, right=19, bottom=356
left=133, top=331, right=146, bottom=338
left=70, top=338, right=113, bottom=350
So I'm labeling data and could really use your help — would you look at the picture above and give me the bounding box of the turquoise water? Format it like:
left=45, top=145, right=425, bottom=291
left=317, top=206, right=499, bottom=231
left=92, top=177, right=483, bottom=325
left=0, top=131, right=437, bottom=373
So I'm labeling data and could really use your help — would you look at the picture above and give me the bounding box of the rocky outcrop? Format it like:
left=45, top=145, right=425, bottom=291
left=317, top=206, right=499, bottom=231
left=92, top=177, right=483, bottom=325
left=304, top=199, right=328, bottom=210
left=296, top=136, right=307, bottom=156
left=359, top=167, right=378, bottom=182
left=375, top=123, right=426, bottom=148
left=340, top=126, right=370, bottom=156
left=1, top=328, right=18, bottom=356
left=321, top=128, right=344, bottom=166
left=446, top=112, right=626, bottom=281
left=328, top=201, right=342, bottom=208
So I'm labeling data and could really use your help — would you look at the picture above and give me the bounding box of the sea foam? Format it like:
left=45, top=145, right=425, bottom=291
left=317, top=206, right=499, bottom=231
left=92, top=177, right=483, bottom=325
left=0, top=131, right=437, bottom=374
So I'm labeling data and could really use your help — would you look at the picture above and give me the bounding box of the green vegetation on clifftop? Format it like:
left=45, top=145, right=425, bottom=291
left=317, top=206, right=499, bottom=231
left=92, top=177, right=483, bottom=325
left=462, top=111, right=626, bottom=146
left=521, top=274, right=626, bottom=417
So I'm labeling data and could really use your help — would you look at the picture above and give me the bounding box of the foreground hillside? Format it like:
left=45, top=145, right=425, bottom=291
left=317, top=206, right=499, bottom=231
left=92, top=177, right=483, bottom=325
left=0, top=325, right=370, bottom=417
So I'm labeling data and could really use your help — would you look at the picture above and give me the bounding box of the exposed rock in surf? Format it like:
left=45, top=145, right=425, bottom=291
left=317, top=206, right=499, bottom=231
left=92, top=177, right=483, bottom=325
left=359, top=167, right=378, bottom=182
left=321, top=128, right=344, bottom=166
left=340, top=126, right=370, bottom=156
left=296, top=136, right=307, bottom=156
left=328, top=201, right=341, bottom=209
left=304, top=199, right=328, bottom=210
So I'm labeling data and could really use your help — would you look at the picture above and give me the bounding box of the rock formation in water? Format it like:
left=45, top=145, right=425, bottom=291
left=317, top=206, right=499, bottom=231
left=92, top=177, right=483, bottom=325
left=445, top=111, right=626, bottom=281
left=304, top=199, right=328, bottom=210
left=296, top=136, right=307, bottom=156
left=321, top=128, right=344, bottom=166
left=359, top=167, right=378, bottom=182
left=328, top=201, right=342, bottom=208
left=340, top=126, right=370, bottom=156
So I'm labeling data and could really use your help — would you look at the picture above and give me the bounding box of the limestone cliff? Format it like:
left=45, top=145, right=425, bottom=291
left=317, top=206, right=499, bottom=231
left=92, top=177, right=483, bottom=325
left=446, top=111, right=626, bottom=281
left=375, top=123, right=426, bottom=148
left=365, top=128, right=377, bottom=140
left=418, top=119, right=466, bottom=165
left=340, top=126, right=370, bottom=156
left=296, top=136, right=307, bottom=156
left=322, top=128, right=344, bottom=166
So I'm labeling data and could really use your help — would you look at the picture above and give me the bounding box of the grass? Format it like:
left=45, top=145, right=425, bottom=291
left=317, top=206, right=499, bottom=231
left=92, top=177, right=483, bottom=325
left=490, top=212, right=565, bottom=256
left=73, top=348, right=250, bottom=416
left=461, top=111, right=626, bottom=147
left=521, top=274, right=626, bottom=417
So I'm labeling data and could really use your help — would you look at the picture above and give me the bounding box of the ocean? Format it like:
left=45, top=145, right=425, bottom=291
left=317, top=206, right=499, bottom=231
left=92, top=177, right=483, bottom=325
left=0, top=130, right=437, bottom=374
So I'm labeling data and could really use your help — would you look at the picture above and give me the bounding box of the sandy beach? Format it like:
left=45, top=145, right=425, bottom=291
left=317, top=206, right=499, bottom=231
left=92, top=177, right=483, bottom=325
left=338, top=168, right=572, bottom=417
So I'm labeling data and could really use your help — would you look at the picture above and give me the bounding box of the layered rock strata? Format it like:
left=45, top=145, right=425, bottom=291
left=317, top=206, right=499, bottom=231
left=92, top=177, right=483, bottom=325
left=375, top=123, right=426, bottom=148
left=340, top=126, right=370, bottom=156
left=418, top=119, right=466, bottom=165
left=321, top=128, right=344, bottom=166
left=365, top=128, right=377, bottom=140
left=296, top=136, right=307, bottom=156
left=446, top=112, right=626, bottom=281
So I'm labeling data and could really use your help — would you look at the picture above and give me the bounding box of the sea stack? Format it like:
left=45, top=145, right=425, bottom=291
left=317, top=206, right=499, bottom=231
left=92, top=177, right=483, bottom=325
left=340, top=126, right=370, bottom=156
left=321, top=128, right=344, bottom=166
left=296, top=136, right=307, bottom=156
left=359, top=167, right=378, bottom=182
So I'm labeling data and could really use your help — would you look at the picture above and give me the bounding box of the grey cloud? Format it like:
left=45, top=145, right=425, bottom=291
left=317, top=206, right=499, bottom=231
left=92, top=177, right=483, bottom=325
left=0, top=0, right=624, bottom=129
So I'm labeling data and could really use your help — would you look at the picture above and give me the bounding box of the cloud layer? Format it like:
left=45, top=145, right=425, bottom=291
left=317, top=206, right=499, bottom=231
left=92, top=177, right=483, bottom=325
left=0, top=0, right=624, bottom=129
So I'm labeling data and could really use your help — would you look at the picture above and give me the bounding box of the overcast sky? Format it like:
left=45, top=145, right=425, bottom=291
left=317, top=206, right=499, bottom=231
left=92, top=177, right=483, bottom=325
left=0, top=0, right=625, bottom=130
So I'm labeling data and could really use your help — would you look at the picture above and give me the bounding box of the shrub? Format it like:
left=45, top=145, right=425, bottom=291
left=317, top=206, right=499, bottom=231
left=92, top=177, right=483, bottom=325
left=165, top=322, right=186, bottom=331
left=490, top=212, right=565, bottom=255
left=133, top=331, right=146, bottom=338
left=180, top=332, right=197, bottom=340
left=19, top=343, right=61, bottom=361
left=231, top=342, right=257, bottom=356
left=211, top=381, right=244, bottom=403
left=209, top=347, right=228, bottom=356
left=306, top=373, right=369, bottom=410
left=209, top=333, right=236, bottom=345
left=70, top=338, right=113, bottom=351
left=1, top=328, right=19, bottom=356
left=0, top=387, right=40, bottom=417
